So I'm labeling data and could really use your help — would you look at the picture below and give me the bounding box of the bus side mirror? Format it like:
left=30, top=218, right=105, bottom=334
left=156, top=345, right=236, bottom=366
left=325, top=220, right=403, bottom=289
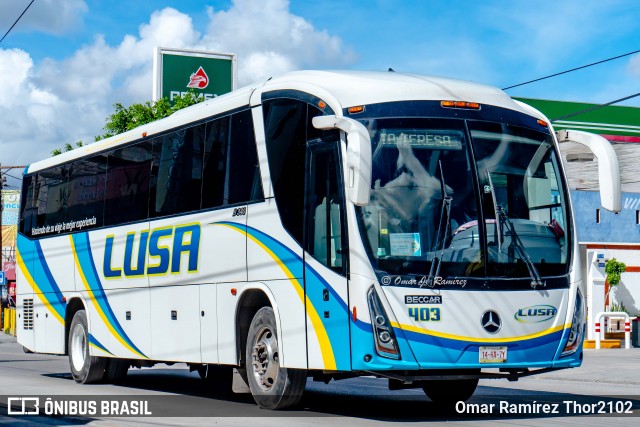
left=556, top=130, right=621, bottom=212
left=312, top=115, right=372, bottom=206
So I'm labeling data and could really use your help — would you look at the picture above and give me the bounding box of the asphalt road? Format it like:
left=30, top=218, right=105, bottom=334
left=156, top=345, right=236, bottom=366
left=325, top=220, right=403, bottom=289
left=0, top=333, right=639, bottom=426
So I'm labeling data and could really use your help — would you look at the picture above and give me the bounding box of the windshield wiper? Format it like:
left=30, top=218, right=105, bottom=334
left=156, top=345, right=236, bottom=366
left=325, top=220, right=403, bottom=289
left=485, top=172, right=544, bottom=289
left=423, top=161, right=452, bottom=288
left=496, top=206, right=545, bottom=289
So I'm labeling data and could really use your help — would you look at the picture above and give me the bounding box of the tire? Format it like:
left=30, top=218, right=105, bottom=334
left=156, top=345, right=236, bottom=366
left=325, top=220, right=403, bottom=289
left=103, top=358, right=129, bottom=383
left=197, top=364, right=234, bottom=395
left=245, top=307, right=306, bottom=409
left=68, top=310, right=106, bottom=384
left=422, top=378, right=479, bottom=404
left=22, top=346, right=33, bottom=353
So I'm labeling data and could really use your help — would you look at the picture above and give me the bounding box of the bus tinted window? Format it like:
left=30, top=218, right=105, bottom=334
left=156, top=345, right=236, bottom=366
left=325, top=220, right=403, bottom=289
left=202, top=116, right=230, bottom=209
left=263, top=99, right=307, bottom=245
left=67, top=154, right=107, bottom=229
left=151, top=124, right=205, bottom=217
left=201, top=110, right=263, bottom=209
left=35, top=166, right=67, bottom=229
left=228, top=110, right=263, bottom=204
left=105, top=141, right=152, bottom=225
left=19, top=175, right=36, bottom=236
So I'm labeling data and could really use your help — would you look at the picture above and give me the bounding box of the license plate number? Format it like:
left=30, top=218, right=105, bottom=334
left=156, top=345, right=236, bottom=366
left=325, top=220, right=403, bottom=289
left=479, top=346, right=507, bottom=363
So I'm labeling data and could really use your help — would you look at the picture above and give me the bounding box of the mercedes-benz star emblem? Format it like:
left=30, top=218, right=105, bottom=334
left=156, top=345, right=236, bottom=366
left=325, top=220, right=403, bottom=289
left=481, top=310, right=501, bottom=334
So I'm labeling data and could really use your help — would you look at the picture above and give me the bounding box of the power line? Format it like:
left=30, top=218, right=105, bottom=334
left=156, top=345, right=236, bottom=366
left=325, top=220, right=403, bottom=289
left=502, top=48, right=640, bottom=90
left=0, top=0, right=36, bottom=45
left=551, top=92, right=640, bottom=122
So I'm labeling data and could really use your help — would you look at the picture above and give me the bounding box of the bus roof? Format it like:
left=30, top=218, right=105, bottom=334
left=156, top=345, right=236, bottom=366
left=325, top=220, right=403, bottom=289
left=26, top=70, right=534, bottom=174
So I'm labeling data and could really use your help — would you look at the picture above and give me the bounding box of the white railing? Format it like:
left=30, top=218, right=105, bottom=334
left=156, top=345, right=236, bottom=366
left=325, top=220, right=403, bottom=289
left=594, top=311, right=631, bottom=349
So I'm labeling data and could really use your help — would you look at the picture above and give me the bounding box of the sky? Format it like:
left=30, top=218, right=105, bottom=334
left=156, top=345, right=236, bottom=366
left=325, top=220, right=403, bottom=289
left=1, top=0, right=639, bottom=190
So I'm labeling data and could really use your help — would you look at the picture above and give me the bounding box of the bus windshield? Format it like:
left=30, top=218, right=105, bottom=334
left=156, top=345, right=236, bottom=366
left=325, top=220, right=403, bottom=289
left=356, top=113, right=570, bottom=284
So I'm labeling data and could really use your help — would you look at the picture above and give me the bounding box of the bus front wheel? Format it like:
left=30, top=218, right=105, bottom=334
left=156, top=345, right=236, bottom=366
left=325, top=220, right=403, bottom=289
left=245, top=307, right=306, bottom=409
left=68, top=310, right=106, bottom=384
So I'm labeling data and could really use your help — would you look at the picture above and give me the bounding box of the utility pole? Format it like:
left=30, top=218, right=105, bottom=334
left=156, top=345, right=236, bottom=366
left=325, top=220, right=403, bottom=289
left=0, top=164, right=26, bottom=270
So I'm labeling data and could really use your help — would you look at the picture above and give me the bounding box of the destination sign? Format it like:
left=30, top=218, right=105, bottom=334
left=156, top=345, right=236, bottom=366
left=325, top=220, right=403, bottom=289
left=378, top=129, right=463, bottom=150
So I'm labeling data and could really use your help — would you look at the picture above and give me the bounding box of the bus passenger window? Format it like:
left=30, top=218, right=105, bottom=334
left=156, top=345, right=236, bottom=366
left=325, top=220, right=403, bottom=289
left=202, top=116, right=230, bottom=209
left=67, top=155, right=107, bottom=229
left=105, top=141, right=152, bottom=225
left=151, top=125, right=204, bottom=217
left=263, top=99, right=307, bottom=245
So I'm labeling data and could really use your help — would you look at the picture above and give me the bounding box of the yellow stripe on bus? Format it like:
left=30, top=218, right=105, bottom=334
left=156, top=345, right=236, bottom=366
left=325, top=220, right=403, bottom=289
left=16, top=248, right=64, bottom=325
left=217, top=223, right=337, bottom=370
left=69, top=235, right=145, bottom=358
left=390, top=321, right=570, bottom=343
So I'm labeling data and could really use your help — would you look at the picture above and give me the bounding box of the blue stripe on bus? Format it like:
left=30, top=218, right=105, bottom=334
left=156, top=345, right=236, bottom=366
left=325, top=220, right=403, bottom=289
left=217, top=222, right=351, bottom=371
left=88, top=333, right=113, bottom=356
left=398, top=326, right=566, bottom=351
left=16, top=235, right=67, bottom=323
left=71, top=232, right=147, bottom=359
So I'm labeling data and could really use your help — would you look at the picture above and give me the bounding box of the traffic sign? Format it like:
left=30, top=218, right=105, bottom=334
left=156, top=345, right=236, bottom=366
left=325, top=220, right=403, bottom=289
left=0, top=271, right=5, bottom=286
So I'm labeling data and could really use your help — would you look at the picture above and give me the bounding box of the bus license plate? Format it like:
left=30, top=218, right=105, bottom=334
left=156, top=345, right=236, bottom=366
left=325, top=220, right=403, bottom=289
left=479, top=346, right=507, bottom=363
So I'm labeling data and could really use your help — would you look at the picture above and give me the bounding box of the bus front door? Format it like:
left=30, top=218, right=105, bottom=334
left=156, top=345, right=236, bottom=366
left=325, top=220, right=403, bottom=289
left=304, top=140, right=351, bottom=371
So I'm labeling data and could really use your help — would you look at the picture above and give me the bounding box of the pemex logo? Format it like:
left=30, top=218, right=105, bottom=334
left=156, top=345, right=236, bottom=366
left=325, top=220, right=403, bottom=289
left=187, top=66, right=209, bottom=89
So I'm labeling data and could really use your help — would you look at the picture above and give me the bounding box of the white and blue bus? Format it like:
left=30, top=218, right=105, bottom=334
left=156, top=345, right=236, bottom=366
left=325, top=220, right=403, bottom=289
left=17, top=71, right=619, bottom=409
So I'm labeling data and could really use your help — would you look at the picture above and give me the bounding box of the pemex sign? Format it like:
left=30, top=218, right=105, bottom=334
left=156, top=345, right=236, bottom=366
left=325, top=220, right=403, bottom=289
left=153, top=47, right=236, bottom=103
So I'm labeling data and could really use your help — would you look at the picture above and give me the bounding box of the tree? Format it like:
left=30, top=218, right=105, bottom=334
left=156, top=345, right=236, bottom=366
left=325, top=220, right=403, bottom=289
left=51, top=91, right=202, bottom=156
left=604, top=258, right=626, bottom=309
left=51, top=141, right=84, bottom=156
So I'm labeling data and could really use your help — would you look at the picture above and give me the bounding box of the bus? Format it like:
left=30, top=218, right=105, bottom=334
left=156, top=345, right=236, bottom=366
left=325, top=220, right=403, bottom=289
left=16, top=70, right=620, bottom=409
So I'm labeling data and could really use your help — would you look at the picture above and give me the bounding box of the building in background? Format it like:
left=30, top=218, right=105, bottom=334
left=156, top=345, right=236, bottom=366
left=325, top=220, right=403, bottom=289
left=1, top=189, right=20, bottom=268
left=518, top=98, right=640, bottom=337
left=1, top=189, right=20, bottom=303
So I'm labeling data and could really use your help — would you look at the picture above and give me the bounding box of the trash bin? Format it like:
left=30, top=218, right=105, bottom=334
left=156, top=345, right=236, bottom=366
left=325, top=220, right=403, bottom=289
left=633, top=317, right=640, bottom=348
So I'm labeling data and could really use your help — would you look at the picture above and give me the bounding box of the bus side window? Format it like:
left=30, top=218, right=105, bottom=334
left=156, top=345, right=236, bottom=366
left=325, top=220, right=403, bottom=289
left=19, top=175, right=35, bottom=236
left=201, top=116, right=230, bottom=209
left=34, top=166, right=66, bottom=229
left=105, top=141, right=152, bottom=225
left=66, top=154, right=107, bottom=229
left=150, top=124, right=204, bottom=217
left=201, top=110, right=263, bottom=210
left=227, top=110, right=264, bottom=204
left=263, top=98, right=307, bottom=246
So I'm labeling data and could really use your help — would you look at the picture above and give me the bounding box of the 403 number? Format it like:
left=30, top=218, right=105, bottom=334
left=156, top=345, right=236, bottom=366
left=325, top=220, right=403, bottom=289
left=408, top=307, right=441, bottom=322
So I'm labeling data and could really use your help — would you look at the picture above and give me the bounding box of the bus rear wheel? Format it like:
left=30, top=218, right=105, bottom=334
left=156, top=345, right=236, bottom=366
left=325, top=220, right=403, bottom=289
left=245, top=307, right=306, bottom=409
left=422, top=378, right=479, bottom=404
left=68, top=310, right=106, bottom=384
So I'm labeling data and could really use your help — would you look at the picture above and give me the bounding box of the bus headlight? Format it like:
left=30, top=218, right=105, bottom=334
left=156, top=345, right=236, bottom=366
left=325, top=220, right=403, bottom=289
left=561, top=289, right=584, bottom=357
left=367, top=286, right=401, bottom=359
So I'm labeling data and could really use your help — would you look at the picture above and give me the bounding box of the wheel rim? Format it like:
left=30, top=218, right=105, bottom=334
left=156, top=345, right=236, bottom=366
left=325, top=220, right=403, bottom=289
left=70, top=323, right=86, bottom=372
left=250, top=325, right=279, bottom=391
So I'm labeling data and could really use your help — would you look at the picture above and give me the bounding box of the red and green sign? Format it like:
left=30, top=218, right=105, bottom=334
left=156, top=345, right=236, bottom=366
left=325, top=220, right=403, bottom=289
left=153, top=48, right=236, bottom=103
left=516, top=97, right=640, bottom=143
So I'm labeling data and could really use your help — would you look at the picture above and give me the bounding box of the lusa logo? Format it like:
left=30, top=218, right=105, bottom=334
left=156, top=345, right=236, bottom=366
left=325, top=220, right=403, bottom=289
left=103, top=223, right=201, bottom=278
left=514, top=305, right=558, bottom=323
left=187, top=66, right=209, bottom=89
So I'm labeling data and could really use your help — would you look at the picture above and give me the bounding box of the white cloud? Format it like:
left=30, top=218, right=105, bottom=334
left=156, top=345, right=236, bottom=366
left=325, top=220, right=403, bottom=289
left=0, top=0, right=354, bottom=167
left=0, top=48, right=33, bottom=106
left=203, top=0, right=356, bottom=84
left=0, top=0, right=87, bottom=36
left=628, top=54, right=640, bottom=78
